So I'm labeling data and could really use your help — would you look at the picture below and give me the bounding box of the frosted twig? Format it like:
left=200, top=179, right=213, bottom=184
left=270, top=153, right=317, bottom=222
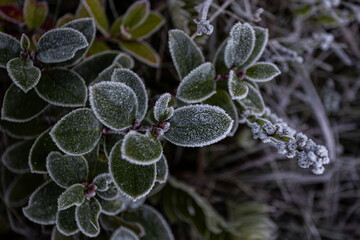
left=194, top=0, right=214, bottom=36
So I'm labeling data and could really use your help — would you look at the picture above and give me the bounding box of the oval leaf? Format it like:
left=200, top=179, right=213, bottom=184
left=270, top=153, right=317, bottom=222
left=122, top=0, right=149, bottom=29
left=238, top=82, right=265, bottom=115
left=0, top=30, right=21, bottom=67
left=50, top=108, right=102, bottom=155
left=2, top=140, right=33, bottom=173
left=75, top=198, right=101, bottom=237
left=228, top=70, right=249, bottom=100
left=245, top=62, right=280, bottom=82
left=128, top=12, right=164, bottom=39
left=24, top=0, right=48, bottom=30
left=113, top=53, right=135, bottom=69
left=58, top=184, right=85, bottom=210
left=153, top=93, right=174, bottom=122
left=110, top=227, right=139, bottom=240
left=93, top=173, right=113, bottom=192
left=164, top=105, right=233, bottom=147
left=81, top=0, right=109, bottom=36
left=119, top=41, right=159, bottom=68
left=57, top=207, right=79, bottom=236
left=20, top=34, right=31, bottom=51
left=156, top=155, right=169, bottom=184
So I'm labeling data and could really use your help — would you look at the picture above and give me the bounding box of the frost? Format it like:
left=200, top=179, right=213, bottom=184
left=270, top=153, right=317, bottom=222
left=194, top=0, right=214, bottom=36
left=0, top=29, right=21, bottom=68
left=58, top=184, right=86, bottom=210
left=176, top=62, right=216, bottom=103
left=228, top=70, right=249, bottom=100
left=20, top=34, right=30, bottom=50
left=7, top=58, right=41, bottom=93
left=154, top=93, right=174, bottom=121
left=110, top=227, right=139, bottom=240
left=56, top=207, right=79, bottom=236
left=96, top=182, right=119, bottom=201
left=238, top=82, right=265, bottom=115
left=75, top=198, right=101, bottom=237
left=156, top=155, right=169, bottom=184
left=93, top=173, right=113, bottom=192
left=113, top=52, right=135, bottom=69
left=245, top=62, right=281, bottom=82
left=2, top=140, right=33, bottom=174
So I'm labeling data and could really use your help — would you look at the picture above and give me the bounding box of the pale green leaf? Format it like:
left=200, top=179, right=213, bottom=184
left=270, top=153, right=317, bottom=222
left=119, top=41, right=159, bottom=68
left=0, top=32, right=21, bottom=68
left=110, top=227, right=139, bottom=240
left=81, top=0, right=109, bottom=36
left=110, top=16, right=123, bottom=35
left=2, top=140, right=33, bottom=173
left=75, top=198, right=101, bottom=237
left=238, top=82, right=265, bottom=115
left=23, top=0, right=48, bottom=30
left=56, top=207, right=79, bottom=236
left=228, top=70, right=249, bottom=100
left=113, top=53, right=134, bottom=69
left=153, top=93, right=174, bottom=122
left=58, top=184, right=85, bottom=210
left=156, top=155, right=168, bottom=183
left=122, top=0, right=150, bottom=29
left=20, top=34, right=30, bottom=50
left=245, top=62, right=280, bottom=82
left=128, top=12, right=164, bottom=39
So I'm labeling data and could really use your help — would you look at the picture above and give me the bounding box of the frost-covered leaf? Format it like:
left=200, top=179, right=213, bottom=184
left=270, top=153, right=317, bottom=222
left=228, top=70, right=249, bottom=100
left=93, top=173, right=113, bottom=192
left=20, top=34, right=30, bottom=50
left=51, top=227, right=73, bottom=240
left=50, top=108, right=102, bottom=155
left=213, top=38, right=228, bottom=74
left=104, top=134, right=124, bottom=159
left=29, top=128, right=59, bottom=173
left=0, top=117, right=48, bottom=139
left=23, top=180, right=64, bottom=225
left=176, top=62, right=216, bottom=103
left=97, top=183, right=119, bottom=201
left=89, top=82, right=138, bottom=131
left=75, top=198, right=101, bottom=237
left=113, top=53, right=134, bottom=69
left=24, top=0, right=48, bottom=30
left=2, top=140, right=33, bottom=173
left=154, top=93, right=174, bottom=122
left=122, top=0, right=149, bottom=30
left=56, top=207, right=78, bottom=236
left=46, top=151, right=88, bottom=188
left=0, top=32, right=21, bottom=68
left=36, top=28, right=88, bottom=64
left=35, top=68, right=87, bottom=107
left=121, top=205, right=174, bottom=240
left=89, top=63, right=121, bottom=86
left=238, top=82, right=265, bottom=115
left=110, top=227, right=139, bottom=240
left=111, top=68, right=147, bottom=120
left=128, top=12, right=164, bottom=40
left=204, top=90, right=239, bottom=137
left=225, top=23, right=255, bottom=69
left=58, top=184, right=85, bottom=210
left=238, top=27, right=268, bottom=69
left=98, top=197, right=125, bottom=216
left=168, top=29, right=204, bottom=79
left=109, top=141, right=156, bottom=199
left=81, top=0, right=109, bottom=36
left=164, top=105, right=233, bottom=147
left=1, top=84, right=48, bottom=122
left=245, top=62, right=280, bottom=82
left=119, top=41, right=159, bottom=68
left=6, top=57, right=41, bottom=93
left=121, top=131, right=162, bottom=165
left=156, top=155, right=168, bottom=183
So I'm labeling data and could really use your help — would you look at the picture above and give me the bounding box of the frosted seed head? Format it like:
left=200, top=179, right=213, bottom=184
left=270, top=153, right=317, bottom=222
left=295, top=132, right=308, bottom=148
left=262, top=122, right=276, bottom=135
left=277, top=142, right=287, bottom=155
left=315, top=145, right=328, bottom=158
left=307, top=151, right=317, bottom=163
left=312, top=165, right=325, bottom=175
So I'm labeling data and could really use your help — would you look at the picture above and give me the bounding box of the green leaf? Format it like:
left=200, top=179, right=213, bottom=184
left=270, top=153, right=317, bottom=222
left=121, top=131, right=162, bottom=165
left=51, top=227, right=73, bottom=240
left=245, top=62, right=280, bottom=82
left=238, top=27, right=268, bottom=70
left=81, top=0, right=109, bottom=36
left=104, top=134, right=124, bottom=159
left=29, top=128, right=59, bottom=173
left=0, top=117, right=48, bottom=139
left=225, top=23, right=255, bottom=69
left=121, top=205, right=174, bottom=240
left=176, top=62, right=216, bottom=103
left=119, top=41, right=159, bottom=68
left=23, top=180, right=64, bottom=224
left=109, top=140, right=156, bottom=199
left=84, top=144, right=108, bottom=179
left=128, top=12, right=164, bottom=39
left=156, top=155, right=168, bottom=184
left=36, top=28, right=88, bottom=64
left=35, top=68, right=87, bottom=107
left=56, top=207, right=79, bottom=236
left=2, top=140, right=33, bottom=173
left=168, top=29, right=204, bottom=79
left=96, top=182, right=119, bottom=200
left=111, top=16, right=123, bottom=35
left=75, top=198, right=101, bottom=237
left=203, top=90, right=239, bottom=137
left=110, top=227, right=139, bottom=240
left=89, top=82, right=138, bottom=131
left=164, top=105, right=233, bottom=147
left=89, top=63, right=121, bottom=86
left=6, top=57, right=41, bottom=92
left=93, top=173, right=113, bottom=191
left=50, top=108, right=102, bottom=155
left=98, top=197, right=125, bottom=216
left=228, top=70, right=249, bottom=100
left=238, top=82, right=265, bottom=115
left=23, top=0, right=48, bottom=30
left=213, top=38, right=228, bottom=74
left=1, top=84, right=48, bottom=122
left=58, top=184, right=85, bottom=210
left=46, top=151, right=88, bottom=188
left=113, top=53, right=134, bottom=69
left=111, top=68, right=148, bottom=120
left=20, top=34, right=30, bottom=50
left=122, top=0, right=150, bottom=29
left=87, top=39, right=110, bottom=55
left=0, top=32, right=21, bottom=68
left=153, top=93, right=174, bottom=122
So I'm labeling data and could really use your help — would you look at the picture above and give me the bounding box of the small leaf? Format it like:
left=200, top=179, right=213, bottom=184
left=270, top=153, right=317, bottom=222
left=93, top=173, right=113, bottom=192
left=156, top=155, right=168, bottom=183
left=153, top=93, right=174, bottom=122
left=113, top=53, right=134, bottom=69
left=36, top=28, right=88, bottom=64
left=96, top=182, right=119, bottom=200
left=50, top=108, right=102, bottom=155
left=164, top=105, right=233, bottom=147
left=168, top=29, right=204, bottom=79
left=6, top=58, right=41, bottom=92
left=128, top=12, right=164, bottom=39
left=23, top=0, right=48, bottom=30
left=35, top=68, right=87, bottom=107
left=56, top=207, right=79, bottom=236
left=121, top=131, right=162, bottom=165
left=110, top=227, right=139, bottom=240
left=104, top=134, right=124, bottom=159
left=81, top=0, right=109, bottom=36
left=245, top=62, right=280, bottom=82
left=29, top=128, right=59, bottom=173
left=228, top=70, right=249, bottom=100
left=58, top=184, right=85, bottom=210
left=20, top=34, right=30, bottom=50
left=1, top=84, right=48, bottom=122
left=98, top=197, right=125, bottom=216
left=176, top=62, right=216, bottom=103
left=213, top=38, right=228, bottom=74
left=0, top=32, right=21, bottom=68
left=238, top=82, right=265, bottom=115
left=89, top=82, right=138, bottom=131
left=23, top=180, right=64, bottom=225
left=111, top=68, right=148, bottom=120
left=75, top=198, right=101, bottom=237
left=109, top=141, right=156, bottom=199
left=122, top=0, right=150, bottom=29
left=119, top=41, right=159, bottom=68
left=2, top=140, right=33, bottom=173
left=89, top=63, right=121, bottom=86
left=46, top=151, right=88, bottom=188
left=225, top=23, right=255, bottom=69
